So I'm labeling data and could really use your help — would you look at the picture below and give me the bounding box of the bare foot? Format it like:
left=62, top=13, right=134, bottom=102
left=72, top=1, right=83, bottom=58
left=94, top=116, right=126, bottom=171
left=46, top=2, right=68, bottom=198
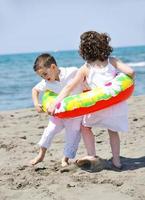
left=30, top=147, right=46, bottom=166
left=61, top=157, right=69, bottom=167
left=75, top=156, right=97, bottom=167
left=112, top=157, right=122, bottom=168
left=75, top=156, right=106, bottom=172
left=30, top=155, right=44, bottom=166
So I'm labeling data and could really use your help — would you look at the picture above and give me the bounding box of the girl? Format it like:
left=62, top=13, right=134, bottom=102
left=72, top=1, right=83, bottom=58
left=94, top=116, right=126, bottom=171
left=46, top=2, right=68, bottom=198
left=48, top=31, right=135, bottom=170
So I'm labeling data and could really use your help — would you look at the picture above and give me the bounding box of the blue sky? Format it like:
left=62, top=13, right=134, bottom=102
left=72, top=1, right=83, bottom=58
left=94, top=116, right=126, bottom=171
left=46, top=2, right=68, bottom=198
left=0, top=0, right=145, bottom=54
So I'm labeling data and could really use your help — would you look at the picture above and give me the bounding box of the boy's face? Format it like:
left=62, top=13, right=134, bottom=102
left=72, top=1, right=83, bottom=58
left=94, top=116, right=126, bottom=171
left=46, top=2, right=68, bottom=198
left=37, top=64, right=59, bottom=81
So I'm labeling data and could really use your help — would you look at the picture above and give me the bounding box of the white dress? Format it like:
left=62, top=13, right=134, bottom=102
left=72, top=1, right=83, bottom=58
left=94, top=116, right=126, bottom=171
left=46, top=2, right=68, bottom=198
left=82, top=59, right=128, bottom=132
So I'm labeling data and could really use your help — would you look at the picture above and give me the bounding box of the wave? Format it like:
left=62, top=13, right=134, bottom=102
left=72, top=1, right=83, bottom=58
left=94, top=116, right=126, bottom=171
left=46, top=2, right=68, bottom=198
left=126, top=61, right=145, bottom=67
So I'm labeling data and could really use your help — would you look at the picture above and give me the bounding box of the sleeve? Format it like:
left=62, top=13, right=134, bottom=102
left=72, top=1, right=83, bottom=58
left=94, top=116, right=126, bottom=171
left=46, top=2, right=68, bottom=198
left=34, top=79, right=48, bottom=92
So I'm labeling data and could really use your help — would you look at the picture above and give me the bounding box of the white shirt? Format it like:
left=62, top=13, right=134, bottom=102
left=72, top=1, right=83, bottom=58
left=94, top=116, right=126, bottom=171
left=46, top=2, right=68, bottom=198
left=34, top=67, right=83, bottom=95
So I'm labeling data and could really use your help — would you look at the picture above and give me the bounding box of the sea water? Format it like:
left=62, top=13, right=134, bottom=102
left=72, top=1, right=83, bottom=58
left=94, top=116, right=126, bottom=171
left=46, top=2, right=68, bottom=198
left=0, top=45, right=145, bottom=111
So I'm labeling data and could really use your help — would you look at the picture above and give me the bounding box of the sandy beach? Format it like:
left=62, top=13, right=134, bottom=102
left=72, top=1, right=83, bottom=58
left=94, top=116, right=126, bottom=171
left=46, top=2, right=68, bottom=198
left=0, top=96, right=145, bottom=200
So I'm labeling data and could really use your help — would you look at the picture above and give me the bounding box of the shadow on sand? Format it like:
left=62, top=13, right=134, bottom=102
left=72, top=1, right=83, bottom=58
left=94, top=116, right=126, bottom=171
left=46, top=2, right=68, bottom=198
left=76, top=156, right=145, bottom=173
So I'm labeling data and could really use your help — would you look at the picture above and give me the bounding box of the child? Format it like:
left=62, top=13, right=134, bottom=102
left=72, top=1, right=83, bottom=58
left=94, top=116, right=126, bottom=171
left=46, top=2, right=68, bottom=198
left=48, top=31, right=135, bottom=170
left=30, top=53, right=83, bottom=167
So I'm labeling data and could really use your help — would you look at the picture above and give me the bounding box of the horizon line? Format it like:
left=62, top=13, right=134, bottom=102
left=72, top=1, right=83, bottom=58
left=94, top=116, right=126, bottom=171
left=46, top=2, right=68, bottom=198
left=0, top=44, right=145, bottom=57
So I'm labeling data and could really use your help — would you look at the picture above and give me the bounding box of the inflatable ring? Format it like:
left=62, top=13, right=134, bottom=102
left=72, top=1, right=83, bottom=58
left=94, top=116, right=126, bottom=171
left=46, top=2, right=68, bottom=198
left=42, top=73, right=134, bottom=118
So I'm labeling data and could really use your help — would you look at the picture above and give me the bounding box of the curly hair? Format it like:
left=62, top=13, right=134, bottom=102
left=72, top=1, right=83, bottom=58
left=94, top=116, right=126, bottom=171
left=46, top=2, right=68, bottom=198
left=79, top=31, right=113, bottom=62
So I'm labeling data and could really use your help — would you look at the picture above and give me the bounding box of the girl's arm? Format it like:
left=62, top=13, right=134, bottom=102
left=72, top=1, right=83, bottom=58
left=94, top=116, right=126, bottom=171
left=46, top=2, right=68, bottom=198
left=110, top=57, right=135, bottom=78
left=47, top=66, right=87, bottom=114
left=56, top=66, right=86, bottom=103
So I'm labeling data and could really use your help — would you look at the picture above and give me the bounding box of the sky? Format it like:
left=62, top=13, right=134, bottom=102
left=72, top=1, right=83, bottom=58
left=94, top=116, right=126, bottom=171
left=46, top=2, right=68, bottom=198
left=0, top=0, right=145, bottom=54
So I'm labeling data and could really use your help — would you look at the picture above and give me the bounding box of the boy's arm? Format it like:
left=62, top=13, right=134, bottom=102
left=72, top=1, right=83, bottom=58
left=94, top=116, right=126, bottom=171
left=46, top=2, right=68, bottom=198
left=110, top=57, right=135, bottom=78
left=32, top=79, right=47, bottom=113
left=32, top=87, right=43, bottom=113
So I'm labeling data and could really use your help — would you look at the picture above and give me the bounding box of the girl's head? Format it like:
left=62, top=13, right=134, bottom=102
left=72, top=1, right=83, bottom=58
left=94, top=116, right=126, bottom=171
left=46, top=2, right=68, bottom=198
left=33, top=53, right=59, bottom=81
left=79, top=31, right=113, bottom=63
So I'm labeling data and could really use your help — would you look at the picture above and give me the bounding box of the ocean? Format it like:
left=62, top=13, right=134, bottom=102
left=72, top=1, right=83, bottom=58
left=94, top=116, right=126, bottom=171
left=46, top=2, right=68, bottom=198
left=0, top=45, right=145, bottom=111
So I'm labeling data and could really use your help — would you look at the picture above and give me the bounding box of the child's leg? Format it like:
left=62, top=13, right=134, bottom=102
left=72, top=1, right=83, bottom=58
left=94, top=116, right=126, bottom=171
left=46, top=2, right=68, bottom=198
left=63, top=117, right=82, bottom=166
left=75, top=125, right=97, bottom=166
left=30, top=117, right=64, bottom=165
left=108, top=129, right=121, bottom=167
left=30, top=147, right=47, bottom=165
left=61, top=156, right=69, bottom=167
left=81, top=125, right=96, bottom=157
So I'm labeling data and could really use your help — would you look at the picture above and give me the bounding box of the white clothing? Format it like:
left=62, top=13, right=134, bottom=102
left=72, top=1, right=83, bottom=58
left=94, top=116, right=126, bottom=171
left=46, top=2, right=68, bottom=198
left=34, top=67, right=83, bottom=94
left=38, top=116, right=82, bottom=158
left=82, top=58, right=128, bottom=132
left=34, top=67, right=83, bottom=158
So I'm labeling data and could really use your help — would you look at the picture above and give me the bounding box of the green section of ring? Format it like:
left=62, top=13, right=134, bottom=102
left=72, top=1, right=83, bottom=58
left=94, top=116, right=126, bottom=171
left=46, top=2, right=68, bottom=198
left=42, top=74, right=134, bottom=112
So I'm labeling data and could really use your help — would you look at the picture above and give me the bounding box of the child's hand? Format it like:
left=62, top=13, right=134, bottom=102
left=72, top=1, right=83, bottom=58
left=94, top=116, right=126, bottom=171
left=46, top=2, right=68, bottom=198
left=47, top=103, right=56, bottom=116
left=35, top=104, right=43, bottom=113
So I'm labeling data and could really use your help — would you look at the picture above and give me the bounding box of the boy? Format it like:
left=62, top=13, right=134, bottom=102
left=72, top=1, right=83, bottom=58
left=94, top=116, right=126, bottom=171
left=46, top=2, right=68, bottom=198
left=30, top=53, right=83, bottom=167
